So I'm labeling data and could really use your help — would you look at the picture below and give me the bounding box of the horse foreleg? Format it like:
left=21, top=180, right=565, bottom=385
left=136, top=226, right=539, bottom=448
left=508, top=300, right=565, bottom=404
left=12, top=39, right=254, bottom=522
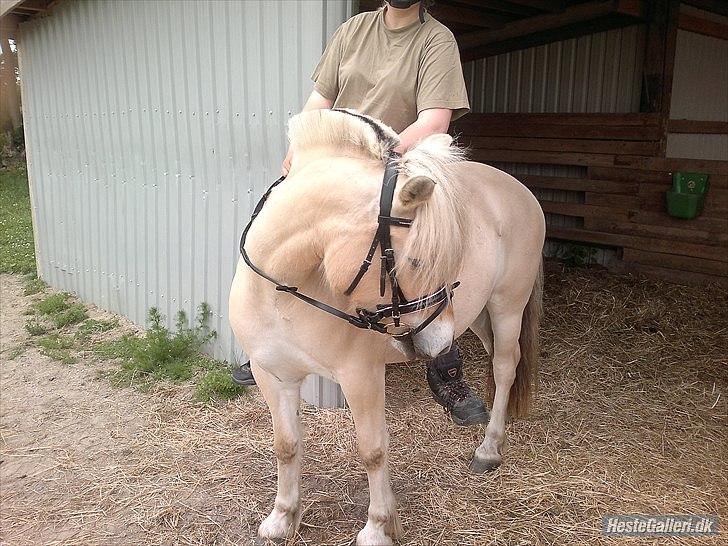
left=470, top=310, right=522, bottom=473
left=252, top=362, right=303, bottom=540
left=338, top=363, right=402, bottom=546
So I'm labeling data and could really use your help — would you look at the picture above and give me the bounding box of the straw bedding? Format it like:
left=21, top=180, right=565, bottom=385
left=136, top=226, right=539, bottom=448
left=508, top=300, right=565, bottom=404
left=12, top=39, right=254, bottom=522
left=1, top=263, right=726, bottom=545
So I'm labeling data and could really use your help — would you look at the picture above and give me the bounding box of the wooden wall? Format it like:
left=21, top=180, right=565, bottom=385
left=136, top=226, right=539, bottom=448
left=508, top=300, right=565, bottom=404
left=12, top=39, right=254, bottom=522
left=452, top=112, right=728, bottom=284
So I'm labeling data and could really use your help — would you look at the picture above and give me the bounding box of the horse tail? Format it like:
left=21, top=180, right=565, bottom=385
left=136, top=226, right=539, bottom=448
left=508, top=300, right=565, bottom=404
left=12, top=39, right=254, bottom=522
left=508, top=259, right=543, bottom=419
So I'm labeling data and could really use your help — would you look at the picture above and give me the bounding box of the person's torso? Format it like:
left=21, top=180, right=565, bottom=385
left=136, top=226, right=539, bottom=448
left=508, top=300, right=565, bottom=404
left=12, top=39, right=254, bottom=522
left=333, top=9, right=452, bottom=133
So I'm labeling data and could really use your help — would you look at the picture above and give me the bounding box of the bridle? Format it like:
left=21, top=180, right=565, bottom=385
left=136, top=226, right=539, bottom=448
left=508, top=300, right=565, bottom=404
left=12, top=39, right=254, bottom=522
left=238, top=127, right=458, bottom=340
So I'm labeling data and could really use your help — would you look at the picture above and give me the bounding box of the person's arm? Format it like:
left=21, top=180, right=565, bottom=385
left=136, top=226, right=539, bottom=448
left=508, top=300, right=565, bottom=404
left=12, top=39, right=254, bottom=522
left=394, top=108, right=452, bottom=154
left=281, top=90, right=334, bottom=175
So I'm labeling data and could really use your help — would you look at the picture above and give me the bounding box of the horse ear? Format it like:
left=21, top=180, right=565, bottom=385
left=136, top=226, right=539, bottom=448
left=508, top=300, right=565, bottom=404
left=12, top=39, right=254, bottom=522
left=396, top=175, right=435, bottom=210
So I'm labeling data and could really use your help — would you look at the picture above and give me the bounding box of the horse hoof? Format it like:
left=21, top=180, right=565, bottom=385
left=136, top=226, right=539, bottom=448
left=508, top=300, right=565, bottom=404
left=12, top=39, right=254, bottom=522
left=469, top=455, right=501, bottom=473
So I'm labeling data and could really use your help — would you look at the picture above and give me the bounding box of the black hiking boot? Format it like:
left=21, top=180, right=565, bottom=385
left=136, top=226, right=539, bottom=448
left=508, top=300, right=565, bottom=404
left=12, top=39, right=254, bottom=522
left=426, top=345, right=490, bottom=427
left=231, top=361, right=257, bottom=386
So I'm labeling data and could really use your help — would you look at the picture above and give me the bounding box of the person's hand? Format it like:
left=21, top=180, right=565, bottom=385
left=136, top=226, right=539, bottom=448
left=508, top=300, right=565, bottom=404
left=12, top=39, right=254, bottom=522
left=281, top=147, right=293, bottom=176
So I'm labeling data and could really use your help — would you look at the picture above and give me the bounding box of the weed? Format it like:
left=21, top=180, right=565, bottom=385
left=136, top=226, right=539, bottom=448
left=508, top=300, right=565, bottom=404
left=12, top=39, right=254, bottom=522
left=196, top=367, right=247, bottom=403
left=51, top=304, right=88, bottom=328
left=24, top=319, right=48, bottom=336
left=23, top=275, right=46, bottom=296
left=96, top=304, right=216, bottom=386
left=557, top=243, right=598, bottom=267
left=34, top=292, right=73, bottom=315
left=76, top=318, right=119, bottom=342
left=5, top=343, right=29, bottom=360
left=38, top=334, right=77, bottom=365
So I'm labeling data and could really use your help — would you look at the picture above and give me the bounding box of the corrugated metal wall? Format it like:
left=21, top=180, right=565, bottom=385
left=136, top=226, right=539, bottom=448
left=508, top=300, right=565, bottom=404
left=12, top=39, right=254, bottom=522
left=462, top=25, right=645, bottom=266
left=19, top=0, right=352, bottom=375
left=667, top=28, right=728, bottom=161
left=463, top=25, right=646, bottom=115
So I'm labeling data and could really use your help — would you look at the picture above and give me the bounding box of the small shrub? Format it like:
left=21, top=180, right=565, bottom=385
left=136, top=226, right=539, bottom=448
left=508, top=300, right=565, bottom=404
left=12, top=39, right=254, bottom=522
left=97, top=304, right=216, bottom=386
left=51, top=304, right=88, bottom=328
left=76, top=318, right=119, bottom=342
left=24, top=319, right=48, bottom=336
left=5, top=343, right=28, bottom=360
left=196, top=367, right=247, bottom=403
left=34, top=292, right=72, bottom=315
left=557, top=243, right=598, bottom=267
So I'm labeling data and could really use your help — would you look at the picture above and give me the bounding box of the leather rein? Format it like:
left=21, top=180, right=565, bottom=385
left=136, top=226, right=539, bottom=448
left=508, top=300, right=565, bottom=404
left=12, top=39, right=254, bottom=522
left=238, top=124, right=458, bottom=340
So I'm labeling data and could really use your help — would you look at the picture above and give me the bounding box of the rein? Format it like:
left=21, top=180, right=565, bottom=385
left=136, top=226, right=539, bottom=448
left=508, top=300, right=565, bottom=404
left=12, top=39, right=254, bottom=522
left=238, top=119, right=458, bottom=339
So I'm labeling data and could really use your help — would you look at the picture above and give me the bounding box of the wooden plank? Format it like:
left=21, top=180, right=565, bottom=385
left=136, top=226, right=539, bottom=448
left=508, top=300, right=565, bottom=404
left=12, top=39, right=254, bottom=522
left=454, top=122, right=662, bottom=140
left=612, top=156, right=728, bottom=175
left=585, top=192, right=641, bottom=209
left=585, top=217, right=728, bottom=245
left=678, top=13, right=728, bottom=40
left=520, top=174, right=638, bottom=194
left=0, top=0, right=25, bottom=18
left=548, top=226, right=728, bottom=262
left=588, top=165, right=673, bottom=184
left=464, top=136, right=660, bottom=155
left=624, top=262, right=728, bottom=286
left=630, top=210, right=728, bottom=233
left=540, top=201, right=630, bottom=220
left=470, top=148, right=619, bottom=167
left=456, top=112, right=661, bottom=127
left=667, top=119, right=728, bottom=135
left=623, top=248, right=728, bottom=276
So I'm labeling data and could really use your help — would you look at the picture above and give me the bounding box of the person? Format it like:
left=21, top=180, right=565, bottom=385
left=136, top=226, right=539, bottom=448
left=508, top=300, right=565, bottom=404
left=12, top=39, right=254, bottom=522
left=232, top=0, right=489, bottom=426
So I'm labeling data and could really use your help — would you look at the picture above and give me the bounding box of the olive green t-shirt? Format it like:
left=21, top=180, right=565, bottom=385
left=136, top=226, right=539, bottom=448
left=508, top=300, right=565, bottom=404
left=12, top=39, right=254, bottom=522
left=311, top=7, right=470, bottom=133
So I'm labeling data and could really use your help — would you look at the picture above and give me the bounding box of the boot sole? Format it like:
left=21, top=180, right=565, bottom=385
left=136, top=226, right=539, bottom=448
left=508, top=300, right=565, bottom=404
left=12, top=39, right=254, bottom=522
left=429, top=392, right=491, bottom=427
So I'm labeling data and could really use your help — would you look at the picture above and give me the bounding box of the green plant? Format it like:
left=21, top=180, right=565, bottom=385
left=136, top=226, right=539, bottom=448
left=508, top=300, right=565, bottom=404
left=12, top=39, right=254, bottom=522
left=37, top=334, right=77, bottom=365
left=51, top=304, right=88, bottom=328
left=96, top=304, right=216, bottom=387
left=196, top=367, right=247, bottom=403
left=76, top=318, right=119, bottom=341
left=34, top=292, right=73, bottom=315
left=23, top=274, right=46, bottom=296
left=24, top=319, right=48, bottom=336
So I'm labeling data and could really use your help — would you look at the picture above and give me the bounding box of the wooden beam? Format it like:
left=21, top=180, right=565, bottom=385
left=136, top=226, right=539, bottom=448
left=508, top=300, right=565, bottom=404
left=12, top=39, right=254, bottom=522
left=667, top=119, right=728, bottom=135
left=458, top=0, right=647, bottom=60
left=639, top=0, right=680, bottom=152
left=431, top=4, right=515, bottom=28
left=447, top=0, right=540, bottom=17
left=505, top=0, right=566, bottom=12
left=678, top=13, right=728, bottom=41
left=681, top=0, right=728, bottom=18
left=0, top=0, right=25, bottom=18
left=465, top=135, right=659, bottom=155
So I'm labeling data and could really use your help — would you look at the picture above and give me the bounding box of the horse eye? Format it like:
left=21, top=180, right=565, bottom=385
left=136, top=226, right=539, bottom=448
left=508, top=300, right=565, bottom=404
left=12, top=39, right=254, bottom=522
left=408, top=258, right=421, bottom=269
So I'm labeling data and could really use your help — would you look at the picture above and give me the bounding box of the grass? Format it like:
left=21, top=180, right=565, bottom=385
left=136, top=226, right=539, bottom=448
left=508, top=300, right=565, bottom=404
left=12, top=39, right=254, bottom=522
left=37, top=334, right=77, bottom=365
left=24, top=319, right=48, bottom=336
left=0, top=167, right=35, bottom=274
left=23, top=274, right=46, bottom=296
left=195, top=366, right=247, bottom=403
left=32, top=292, right=88, bottom=327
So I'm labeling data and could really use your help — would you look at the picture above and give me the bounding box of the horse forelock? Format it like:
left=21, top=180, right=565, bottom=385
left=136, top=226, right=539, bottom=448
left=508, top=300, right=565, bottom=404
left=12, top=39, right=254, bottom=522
left=288, top=109, right=400, bottom=161
left=396, top=138, right=469, bottom=295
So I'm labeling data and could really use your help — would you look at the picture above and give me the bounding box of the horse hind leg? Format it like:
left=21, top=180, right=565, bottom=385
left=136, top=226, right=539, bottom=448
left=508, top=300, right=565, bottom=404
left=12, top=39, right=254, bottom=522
left=470, top=308, right=522, bottom=473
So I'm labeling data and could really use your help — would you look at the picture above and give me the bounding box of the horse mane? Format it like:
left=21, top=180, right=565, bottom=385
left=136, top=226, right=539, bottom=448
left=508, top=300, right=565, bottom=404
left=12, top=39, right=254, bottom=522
left=396, top=137, right=470, bottom=294
left=288, top=108, right=400, bottom=161
left=288, top=108, right=469, bottom=293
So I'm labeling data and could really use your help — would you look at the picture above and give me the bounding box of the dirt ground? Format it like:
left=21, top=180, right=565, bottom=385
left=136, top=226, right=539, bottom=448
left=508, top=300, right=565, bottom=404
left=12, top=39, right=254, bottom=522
left=1, top=266, right=726, bottom=546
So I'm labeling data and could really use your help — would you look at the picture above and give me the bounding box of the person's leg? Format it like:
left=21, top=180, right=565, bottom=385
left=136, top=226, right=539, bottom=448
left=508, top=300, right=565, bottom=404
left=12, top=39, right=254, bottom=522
left=426, top=342, right=490, bottom=426
left=231, top=360, right=256, bottom=386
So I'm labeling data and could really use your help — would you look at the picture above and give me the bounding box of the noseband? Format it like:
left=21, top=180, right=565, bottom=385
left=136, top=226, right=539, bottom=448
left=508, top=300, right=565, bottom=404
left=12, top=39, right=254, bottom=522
left=238, top=154, right=458, bottom=340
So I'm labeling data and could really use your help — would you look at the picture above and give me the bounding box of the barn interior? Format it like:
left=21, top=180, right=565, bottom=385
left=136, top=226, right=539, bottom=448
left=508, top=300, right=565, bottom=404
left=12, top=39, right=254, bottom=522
left=3, top=0, right=727, bottom=285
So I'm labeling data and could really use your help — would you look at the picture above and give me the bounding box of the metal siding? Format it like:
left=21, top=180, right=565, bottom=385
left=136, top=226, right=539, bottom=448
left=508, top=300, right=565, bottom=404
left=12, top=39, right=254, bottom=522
left=464, top=25, right=646, bottom=114
left=19, top=0, right=351, bottom=393
left=667, top=29, right=728, bottom=161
